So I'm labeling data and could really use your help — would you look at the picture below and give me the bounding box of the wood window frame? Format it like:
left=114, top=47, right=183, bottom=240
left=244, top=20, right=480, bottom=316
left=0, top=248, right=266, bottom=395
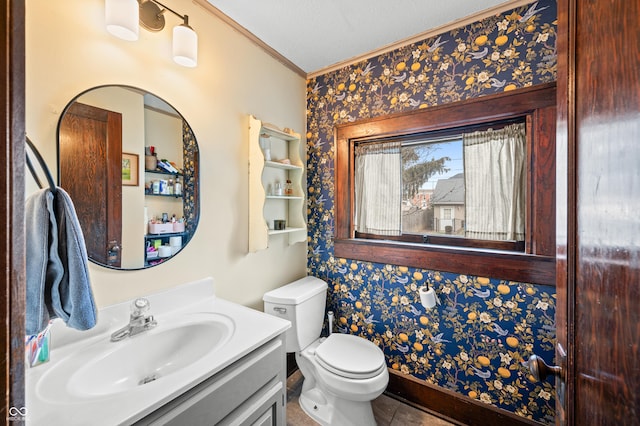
left=334, top=83, right=556, bottom=286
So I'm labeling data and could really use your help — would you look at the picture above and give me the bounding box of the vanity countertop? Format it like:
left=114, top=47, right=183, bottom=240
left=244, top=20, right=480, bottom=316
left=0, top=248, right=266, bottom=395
left=25, top=277, right=290, bottom=426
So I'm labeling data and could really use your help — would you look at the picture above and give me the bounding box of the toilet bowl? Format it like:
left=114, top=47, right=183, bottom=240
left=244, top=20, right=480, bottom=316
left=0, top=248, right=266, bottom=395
left=297, top=334, right=389, bottom=425
left=263, top=277, right=389, bottom=426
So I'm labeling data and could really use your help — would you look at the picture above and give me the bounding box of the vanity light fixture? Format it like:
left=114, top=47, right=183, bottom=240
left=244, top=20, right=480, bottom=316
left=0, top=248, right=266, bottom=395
left=105, top=0, right=139, bottom=41
left=105, top=0, right=198, bottom=68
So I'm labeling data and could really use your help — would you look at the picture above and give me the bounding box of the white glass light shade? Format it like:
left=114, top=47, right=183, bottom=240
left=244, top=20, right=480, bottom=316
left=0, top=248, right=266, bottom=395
left=105, top=0, right=139, bottom=41
left=173, top=24, right=198, bottom=67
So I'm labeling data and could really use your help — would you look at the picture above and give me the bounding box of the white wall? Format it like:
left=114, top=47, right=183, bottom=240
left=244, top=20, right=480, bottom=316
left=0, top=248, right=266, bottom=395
left=26, top=0, right=308, bottom=309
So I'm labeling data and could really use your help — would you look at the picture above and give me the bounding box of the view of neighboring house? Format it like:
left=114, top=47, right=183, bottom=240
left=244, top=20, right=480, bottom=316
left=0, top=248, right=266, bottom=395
left=411, top=189, right=432, bottom=209
left=402, top=189, right=433, bottom=233
left=430, top=173, right=465, bottom=234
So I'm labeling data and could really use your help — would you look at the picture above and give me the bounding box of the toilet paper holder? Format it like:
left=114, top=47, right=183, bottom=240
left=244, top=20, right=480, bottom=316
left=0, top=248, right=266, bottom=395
left=419, top=286, right=439, bottom=309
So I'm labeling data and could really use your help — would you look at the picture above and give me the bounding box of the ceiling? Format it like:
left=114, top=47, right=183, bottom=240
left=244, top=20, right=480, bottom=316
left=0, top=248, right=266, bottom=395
left=203, top=0, right=522, bottom=75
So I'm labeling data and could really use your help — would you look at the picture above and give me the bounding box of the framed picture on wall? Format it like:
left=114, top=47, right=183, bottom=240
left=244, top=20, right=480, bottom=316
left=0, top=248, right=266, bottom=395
left=122, top=152, right=139, bottom=186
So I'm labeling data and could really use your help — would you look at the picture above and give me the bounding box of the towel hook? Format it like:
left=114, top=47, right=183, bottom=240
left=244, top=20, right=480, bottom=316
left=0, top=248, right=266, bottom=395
left=25, top=136, right=56, bottom=193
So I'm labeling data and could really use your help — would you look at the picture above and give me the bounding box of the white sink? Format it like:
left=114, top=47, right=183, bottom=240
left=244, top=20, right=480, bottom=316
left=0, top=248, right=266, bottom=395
left=37, top=312, right=234, bottom=402
left=26, top=278, right=291, bottom=426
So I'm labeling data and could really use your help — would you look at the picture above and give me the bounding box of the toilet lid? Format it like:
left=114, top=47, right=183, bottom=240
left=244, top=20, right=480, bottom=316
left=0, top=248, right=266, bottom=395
left=315, top=334, right=386, bottom=379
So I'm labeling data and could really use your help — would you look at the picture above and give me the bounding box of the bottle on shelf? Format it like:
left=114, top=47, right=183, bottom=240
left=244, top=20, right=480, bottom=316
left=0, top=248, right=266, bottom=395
left=284, top=179, right=293, bottom=196
left=274, top=182, right=284, bottom=196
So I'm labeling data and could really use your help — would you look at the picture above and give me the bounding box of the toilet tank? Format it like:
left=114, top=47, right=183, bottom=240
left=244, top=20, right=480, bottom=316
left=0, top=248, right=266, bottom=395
left=263, top=276, right=327, bottom=352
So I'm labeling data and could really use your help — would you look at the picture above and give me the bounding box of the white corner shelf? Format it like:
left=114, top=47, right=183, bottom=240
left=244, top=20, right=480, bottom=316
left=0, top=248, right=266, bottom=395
left=267, top=226, right=307, bottom=236
left=265, top=195, right=304, bottom=200
left=264, top=160, right=302, bottom=171
left=249, top=115, right=306, bottom=252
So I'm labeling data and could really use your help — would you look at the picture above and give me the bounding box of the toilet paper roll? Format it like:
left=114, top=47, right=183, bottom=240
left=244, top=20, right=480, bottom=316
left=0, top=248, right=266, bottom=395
left=169, top=236, right=182, bottom=247
left=419, top=286, right=438, bottom=309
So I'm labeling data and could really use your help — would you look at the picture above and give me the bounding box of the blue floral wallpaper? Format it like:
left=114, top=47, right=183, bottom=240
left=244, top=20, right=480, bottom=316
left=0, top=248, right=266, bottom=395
left=305, top=0, right=557, bottom=423
left=182, top=121, right=198, bottom=243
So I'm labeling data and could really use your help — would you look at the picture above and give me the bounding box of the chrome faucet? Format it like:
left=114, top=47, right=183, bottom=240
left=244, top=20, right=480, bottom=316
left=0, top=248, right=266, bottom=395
left=110, top=298, right=158, bottom=342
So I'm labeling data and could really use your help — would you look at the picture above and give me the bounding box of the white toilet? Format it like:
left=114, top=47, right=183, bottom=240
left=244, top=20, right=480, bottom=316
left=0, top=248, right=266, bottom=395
left=263, top=276, right=389, bottom=426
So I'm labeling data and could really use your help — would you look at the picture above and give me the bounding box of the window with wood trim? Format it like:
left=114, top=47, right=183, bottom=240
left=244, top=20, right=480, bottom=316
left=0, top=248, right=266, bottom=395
left=352, top=120, right=527, bottom=252
left=334, top=83, right=556, bottom=286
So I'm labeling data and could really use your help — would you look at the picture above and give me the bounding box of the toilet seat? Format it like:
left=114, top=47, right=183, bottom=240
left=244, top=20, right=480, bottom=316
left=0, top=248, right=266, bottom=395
left=315, top=334, right=386, bottom=379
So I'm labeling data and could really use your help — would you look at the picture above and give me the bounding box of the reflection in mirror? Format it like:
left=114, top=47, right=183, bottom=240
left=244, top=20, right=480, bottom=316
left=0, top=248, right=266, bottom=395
left=57, top=86, right=199, bottom=270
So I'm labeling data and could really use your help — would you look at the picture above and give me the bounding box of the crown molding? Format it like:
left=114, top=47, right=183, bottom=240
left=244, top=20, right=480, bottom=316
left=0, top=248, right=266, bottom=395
left=194, top=0, right=536, bottom=79
left=193, top=0, right=307, bottom=78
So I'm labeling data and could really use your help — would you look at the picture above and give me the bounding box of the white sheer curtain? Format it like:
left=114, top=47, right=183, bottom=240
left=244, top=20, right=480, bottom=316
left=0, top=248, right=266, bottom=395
left=354, top=141, right=402, bottom=236
left=463, top=123, right=526, bottom=241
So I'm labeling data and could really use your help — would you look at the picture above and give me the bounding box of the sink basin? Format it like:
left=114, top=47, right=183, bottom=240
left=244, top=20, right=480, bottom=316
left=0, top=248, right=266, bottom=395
left=37, top=312, right=234, bottom=402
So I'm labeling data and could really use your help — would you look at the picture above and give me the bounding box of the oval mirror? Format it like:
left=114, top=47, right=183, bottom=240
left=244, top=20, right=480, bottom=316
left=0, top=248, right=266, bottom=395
left=57, top=85, right=199, bottom=270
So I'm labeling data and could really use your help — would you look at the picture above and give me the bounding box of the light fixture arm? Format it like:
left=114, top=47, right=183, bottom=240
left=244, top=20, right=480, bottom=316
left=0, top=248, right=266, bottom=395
left=140, top=0, right=198, bottom=67
left=143, top=0, right=190, bottom=27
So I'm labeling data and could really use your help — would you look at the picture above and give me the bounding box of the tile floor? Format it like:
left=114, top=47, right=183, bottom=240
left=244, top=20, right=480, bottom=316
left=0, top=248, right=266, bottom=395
left=286, top=370, right=457, bottom=426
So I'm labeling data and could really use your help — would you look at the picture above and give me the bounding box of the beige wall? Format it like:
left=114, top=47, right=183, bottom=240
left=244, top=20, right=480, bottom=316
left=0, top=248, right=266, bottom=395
left=25, top=0, right=307, bottom=309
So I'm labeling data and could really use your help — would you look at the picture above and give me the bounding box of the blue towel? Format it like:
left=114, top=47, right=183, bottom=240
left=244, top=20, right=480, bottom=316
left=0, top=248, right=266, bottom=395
left=26, top=188, right=97, bottom=335
left=25, top=189, right=58, bottom=334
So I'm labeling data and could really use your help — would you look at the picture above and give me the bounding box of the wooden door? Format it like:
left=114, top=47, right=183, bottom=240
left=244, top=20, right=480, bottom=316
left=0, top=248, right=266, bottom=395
left=555, top=0, right=640, bottom=424
left=58, top=102, right=123, bottom=267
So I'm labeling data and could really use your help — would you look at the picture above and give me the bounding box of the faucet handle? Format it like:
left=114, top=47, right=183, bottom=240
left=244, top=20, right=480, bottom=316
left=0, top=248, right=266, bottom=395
left=131, top=298, right=151, bottom=316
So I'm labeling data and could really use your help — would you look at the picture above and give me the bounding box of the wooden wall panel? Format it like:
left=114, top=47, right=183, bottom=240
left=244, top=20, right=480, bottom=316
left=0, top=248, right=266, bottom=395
left=387, top=370, right=541, bottom=426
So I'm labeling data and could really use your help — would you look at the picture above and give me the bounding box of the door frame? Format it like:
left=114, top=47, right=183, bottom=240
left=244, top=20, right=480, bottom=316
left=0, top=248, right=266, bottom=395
left=2, top=0, right=26, bottom=423
left=555, top=0, right=576, bottom=422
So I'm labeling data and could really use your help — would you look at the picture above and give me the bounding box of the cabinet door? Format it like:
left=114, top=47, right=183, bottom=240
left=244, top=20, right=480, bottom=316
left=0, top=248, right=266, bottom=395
left=251, top=403, right=276, bottom=426
left=219, top=381, right=283, bottom=426
left=136, top=338, right=285, bottom=426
